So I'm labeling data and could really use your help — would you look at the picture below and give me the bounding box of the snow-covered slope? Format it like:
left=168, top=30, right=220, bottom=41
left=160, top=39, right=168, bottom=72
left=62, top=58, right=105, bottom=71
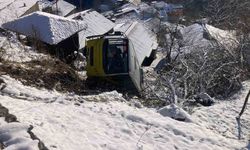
left=193, top=81, right=250, bottom=141
left=0, top=75, right=249, bottom=150
left=0, top=32, right=47, bottom=63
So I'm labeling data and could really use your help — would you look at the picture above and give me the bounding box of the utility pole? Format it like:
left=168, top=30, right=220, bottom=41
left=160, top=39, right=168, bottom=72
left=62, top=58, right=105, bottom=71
left=79, top=0, right=82, bottom=11
left=56, top=0, right=59, bottom=15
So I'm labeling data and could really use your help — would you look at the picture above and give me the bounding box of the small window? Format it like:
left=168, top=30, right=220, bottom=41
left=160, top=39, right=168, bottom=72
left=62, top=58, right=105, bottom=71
left=90, top=47, right=94, bottom=66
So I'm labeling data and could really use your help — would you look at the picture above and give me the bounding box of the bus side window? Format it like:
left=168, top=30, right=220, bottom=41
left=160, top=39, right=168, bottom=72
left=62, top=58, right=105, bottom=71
left=90, top=47, right=94, bottom=66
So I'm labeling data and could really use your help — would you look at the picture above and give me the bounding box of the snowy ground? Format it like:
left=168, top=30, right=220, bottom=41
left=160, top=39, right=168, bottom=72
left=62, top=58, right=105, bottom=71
left=0, top=75, right=249, bottom=150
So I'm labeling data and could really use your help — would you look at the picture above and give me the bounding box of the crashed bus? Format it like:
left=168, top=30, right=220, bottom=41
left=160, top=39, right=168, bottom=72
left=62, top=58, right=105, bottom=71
left=85, top=22, right=158, bottom=91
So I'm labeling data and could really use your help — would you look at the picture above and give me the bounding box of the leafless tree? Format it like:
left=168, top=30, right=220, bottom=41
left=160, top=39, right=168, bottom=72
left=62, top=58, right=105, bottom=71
left=157, top=23, right=182, bottom=63
left=202, top=0, right=250, bottom=32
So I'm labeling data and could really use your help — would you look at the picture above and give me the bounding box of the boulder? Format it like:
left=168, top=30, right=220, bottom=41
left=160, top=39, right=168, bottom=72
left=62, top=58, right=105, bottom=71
left=194, top=92, right=215, bottom=106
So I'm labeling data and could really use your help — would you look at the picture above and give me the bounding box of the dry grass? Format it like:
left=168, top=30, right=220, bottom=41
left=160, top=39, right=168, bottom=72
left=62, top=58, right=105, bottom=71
left=0, top=58, right=90, bottom=95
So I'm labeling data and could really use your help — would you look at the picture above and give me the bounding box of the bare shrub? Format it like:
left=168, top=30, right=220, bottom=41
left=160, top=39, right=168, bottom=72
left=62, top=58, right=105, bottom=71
left=143, top=24, right=249, bottom=107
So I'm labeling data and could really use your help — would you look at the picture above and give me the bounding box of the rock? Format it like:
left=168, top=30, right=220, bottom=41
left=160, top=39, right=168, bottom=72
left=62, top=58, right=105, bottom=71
left=158, top=104, right=193, bottom=122
left=194, top=92, right=215, bottom=106
left=0, top=78, right=6, bottom=90
left=131, top=99, right=143, bottom=108
left=74, top=102, right=80, bottom=106
left=0, top=104, right=17, bottom=123
left=0, top=105, right=8, bottom=117
left=5, top=114, right=17, bottom=123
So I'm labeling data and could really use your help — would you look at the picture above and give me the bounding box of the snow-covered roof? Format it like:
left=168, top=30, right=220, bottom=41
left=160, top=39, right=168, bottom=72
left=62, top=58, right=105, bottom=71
left=68, top=9, right=115, bottom=49
left=2, top=11, right=86, bottom=45
left=127, top=0, right=141, bottom=6
left=180, top=23, right=238, bottom=50
left=52, top=0, right=76, bottom=17
left=0, top=0, right=38, bottom=27
left=115, top=21, right=158, bottom=65
left=114, top=3, right=139, bottom=17
left=0, top=0, right=13, bottom=10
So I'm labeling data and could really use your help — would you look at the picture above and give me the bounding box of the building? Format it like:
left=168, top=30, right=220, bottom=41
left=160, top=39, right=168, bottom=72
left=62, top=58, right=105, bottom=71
left=0, top=0, right=39, bottom=27
left=41, top=0, right=76, bottom=17
left=2, top=11, right=86, bottom=61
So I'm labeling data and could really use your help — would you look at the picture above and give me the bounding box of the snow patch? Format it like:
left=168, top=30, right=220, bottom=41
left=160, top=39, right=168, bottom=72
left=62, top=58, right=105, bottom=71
left=0, top=123, right=39, bottom=150
left=158, top=104, right=193, bottom=122
left=82, top=91, right=125, bottom=102
left=0, top=75, right=60, bottom=102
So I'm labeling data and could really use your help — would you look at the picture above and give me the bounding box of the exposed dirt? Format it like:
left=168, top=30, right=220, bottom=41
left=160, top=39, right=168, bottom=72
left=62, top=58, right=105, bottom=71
left=0, top=58, right=90, bottom=94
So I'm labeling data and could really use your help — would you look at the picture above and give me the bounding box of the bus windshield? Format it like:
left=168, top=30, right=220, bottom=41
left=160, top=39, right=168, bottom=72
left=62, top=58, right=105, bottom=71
left=103, top=38, right=129, bottom=75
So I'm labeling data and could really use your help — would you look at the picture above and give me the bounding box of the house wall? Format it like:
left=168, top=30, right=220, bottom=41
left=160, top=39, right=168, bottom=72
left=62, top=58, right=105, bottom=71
left=48, top=33, right=80, bottom=63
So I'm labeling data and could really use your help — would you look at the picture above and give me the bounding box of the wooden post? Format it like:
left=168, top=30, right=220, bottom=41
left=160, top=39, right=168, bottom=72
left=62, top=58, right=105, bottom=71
left=236, top=89, right=250, bottom=140
left=237, top=89, right=250, bottom=118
